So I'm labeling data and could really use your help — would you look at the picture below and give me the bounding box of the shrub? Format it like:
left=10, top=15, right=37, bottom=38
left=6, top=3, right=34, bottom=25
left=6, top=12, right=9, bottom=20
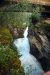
left=0, top=44, right=25, bottom=75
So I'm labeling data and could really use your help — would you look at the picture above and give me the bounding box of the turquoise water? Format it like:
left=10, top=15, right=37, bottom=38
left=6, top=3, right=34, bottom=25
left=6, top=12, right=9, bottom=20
left=14, top=27, right=43, bottom=75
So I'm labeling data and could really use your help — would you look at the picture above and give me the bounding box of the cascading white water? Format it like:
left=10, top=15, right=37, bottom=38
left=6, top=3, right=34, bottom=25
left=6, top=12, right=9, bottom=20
left=14, top=27, right=43, bottom=75
left=23, top=26, right=28, bottom=38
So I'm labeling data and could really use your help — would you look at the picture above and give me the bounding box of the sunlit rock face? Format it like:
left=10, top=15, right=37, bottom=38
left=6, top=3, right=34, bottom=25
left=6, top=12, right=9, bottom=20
left=6, top=0, right=50, bottom=6
left=27, top=0, right=50, bottom=6
left=14, top=27, right=43, bottom=75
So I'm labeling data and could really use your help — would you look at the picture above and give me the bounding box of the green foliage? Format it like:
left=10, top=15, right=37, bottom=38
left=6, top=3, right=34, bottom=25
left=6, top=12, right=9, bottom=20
left=0, top=44, right=25, bottom=75
left=32, top=6, right=43, bottom=22
left=0, top=12, right=31, bottom=28
left=29, top=5, right=45, bottom=32
left=0, top=3, right=32, bottom=12
left=0, top=26, right=13, bottom=44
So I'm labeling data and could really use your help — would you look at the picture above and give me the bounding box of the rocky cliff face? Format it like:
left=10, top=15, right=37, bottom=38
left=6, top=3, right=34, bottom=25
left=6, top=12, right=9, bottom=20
left=28, top=27, right=50, bottom=71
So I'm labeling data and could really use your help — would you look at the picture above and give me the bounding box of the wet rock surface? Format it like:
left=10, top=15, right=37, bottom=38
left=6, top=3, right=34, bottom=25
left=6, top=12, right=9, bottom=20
left=28, top=28, right=50, bottom=72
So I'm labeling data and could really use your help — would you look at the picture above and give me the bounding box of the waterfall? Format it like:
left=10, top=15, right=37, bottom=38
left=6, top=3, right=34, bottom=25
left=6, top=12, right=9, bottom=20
left=14, top=27, right=43, bottom=75
left=23, top=26, right=28, bottom=38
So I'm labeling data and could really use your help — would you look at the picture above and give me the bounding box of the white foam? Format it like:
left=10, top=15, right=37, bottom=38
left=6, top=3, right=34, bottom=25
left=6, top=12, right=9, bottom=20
left=14, top=27, right=43, bottom=75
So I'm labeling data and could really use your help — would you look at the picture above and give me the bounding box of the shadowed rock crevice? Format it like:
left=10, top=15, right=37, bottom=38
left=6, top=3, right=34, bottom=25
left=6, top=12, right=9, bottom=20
left=29, top=29, right=50, bottom=72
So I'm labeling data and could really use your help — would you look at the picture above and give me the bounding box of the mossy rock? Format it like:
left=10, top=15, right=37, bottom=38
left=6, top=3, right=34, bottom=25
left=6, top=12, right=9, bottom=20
left=0, top=26, right=13, bottom=45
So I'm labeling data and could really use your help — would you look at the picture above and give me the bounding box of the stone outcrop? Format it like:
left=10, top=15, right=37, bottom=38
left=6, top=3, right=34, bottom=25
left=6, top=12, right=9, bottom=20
left=28, top=28, right=50, bottom=71
left=8, top=24, right=24, bottom=38
left=29, top=31, right=50, bottom=57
